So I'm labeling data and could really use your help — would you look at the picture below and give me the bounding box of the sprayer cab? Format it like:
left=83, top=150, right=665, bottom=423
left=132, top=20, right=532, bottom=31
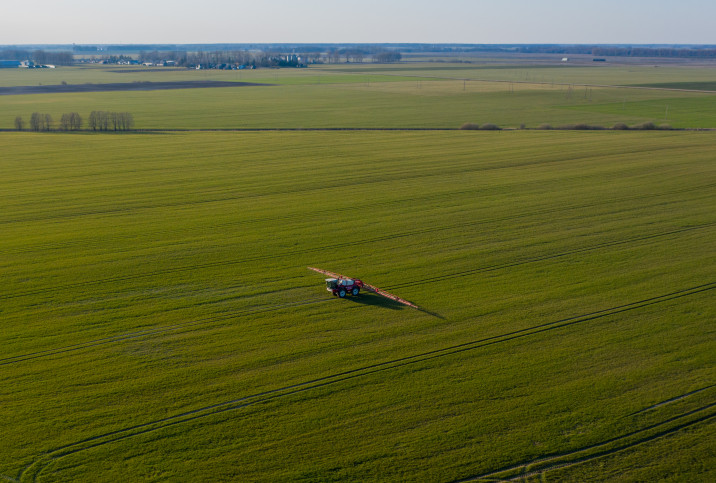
left=325, top=278, right=364, bottom=297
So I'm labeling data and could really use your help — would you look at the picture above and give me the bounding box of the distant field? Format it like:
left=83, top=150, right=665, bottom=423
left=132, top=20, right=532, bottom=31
left=1, top=131, right=714, bottom=481
left=2, top=63, right=716, bottom=129
left=322, top=63, right=716, bottom=87
left=0, top=80, right=268, bottom=95
left=633, top=81, right=716, bottom=91
left=2, top=58, right=715, bottom=481
left=0, top=64, right=410, bottom=88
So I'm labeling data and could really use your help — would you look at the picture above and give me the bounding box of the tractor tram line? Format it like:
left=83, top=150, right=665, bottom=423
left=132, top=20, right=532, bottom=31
left=3, top=182, right=712, bottom=302
left=385, top=223, right=715, bottom=291
left=458, top=402, right=716, bottom=482
left=7, top=178, right=711, bottom=259
left=3, top=223, right=713, bottom=366
left=18, top=282, right=715, bottom=481
left=0, top=297, right=328, bottom=366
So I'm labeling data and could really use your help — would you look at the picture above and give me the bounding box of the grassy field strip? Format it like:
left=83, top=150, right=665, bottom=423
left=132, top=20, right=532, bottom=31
left=2, top=129, right=713, bottom=479
left=384, top=223, right=715, bottom=290
left=0, top=151, right=693, bottom=227
left=0, top=66, right=416, bottom=88
left=561, top=95, right=716, bottom=128
left=5, top=134, right=665, bottom=222
left=321, top=64, right=716, bottom=89
left=2, top=222, right=712, bottom=366
left=5, top=64, right=715, bottom=91
left=4, top=71, right=716, bottom=128
left=365, top=70, right=716, bottom=94
left=0, top=65, right=716, bottom=129
left=5, top=171, right=712, bottom=255
left=463, top=403, right=716, bottom=481
left=0, top=297, right=329, bottom=366
left=4, top=197, right=712, bottom=306
left=16, top=282, right=714, bottom=481
left=5, top=156, right=713, bottom=289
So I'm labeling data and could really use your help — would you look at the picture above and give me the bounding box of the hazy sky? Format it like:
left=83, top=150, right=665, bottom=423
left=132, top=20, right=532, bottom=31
left=2, top=0, right=714, bottom=45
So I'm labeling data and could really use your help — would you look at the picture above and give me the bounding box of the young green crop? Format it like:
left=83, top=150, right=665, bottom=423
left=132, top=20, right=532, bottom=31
left=1, top=130, right=714, bottom=481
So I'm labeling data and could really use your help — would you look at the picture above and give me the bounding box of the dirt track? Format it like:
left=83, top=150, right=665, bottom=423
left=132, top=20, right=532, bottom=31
left=0, top=80, right=269, bottom=95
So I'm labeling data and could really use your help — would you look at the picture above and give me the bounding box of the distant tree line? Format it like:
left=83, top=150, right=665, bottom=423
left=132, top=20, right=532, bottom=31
left=0, top=49, right=74, bottom=65
left=139, top=49, right=259, bottom=68
left=7, top=44, right=716, bottom=64
left=59, top=112, right=83, bottom=130
left=324, top=47, right=401, bottom=63
left=138, top=49, right=313, bottom=68
left=14, top=111, right=134, bottom=131
left=88, top=111, right=134, bottom=131
left=516, top=45, right=716, bottom=59
left=134, top=47, right=402, bottom=68
left=373, top=51, right=402, bottom=63
left=19, top=112, right=81, bottom=131
left=29, top=113, right=54, bottom=132
left=591, top=46, right=716, bottom=58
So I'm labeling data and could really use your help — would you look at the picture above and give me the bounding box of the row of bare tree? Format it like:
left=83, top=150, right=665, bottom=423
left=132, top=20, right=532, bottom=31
left=14, top=111, right=134, bottom=131
left=88, top=111, right=134, bottom=131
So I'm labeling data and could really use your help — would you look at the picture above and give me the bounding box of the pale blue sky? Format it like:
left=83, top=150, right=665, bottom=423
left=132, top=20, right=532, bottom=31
left=2, top=0, right=714, bottom=45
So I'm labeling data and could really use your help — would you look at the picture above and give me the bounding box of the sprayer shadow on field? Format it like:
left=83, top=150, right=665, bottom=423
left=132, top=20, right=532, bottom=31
left=346, top=294, right=445, bottom=319
left=345, top=293, right=404, bottom=310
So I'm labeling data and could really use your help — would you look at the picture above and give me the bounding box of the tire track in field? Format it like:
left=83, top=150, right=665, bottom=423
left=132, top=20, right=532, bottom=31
left=3, top=223, right=712, bottom=366
left=457, top=403, right=716, bottom=482
left=3, top=223, right=713, bottom=366
left=459, top=385, right=716, bottom=481
left=0, top=296, right=327, bottom=366
left=1, top=220, right=460, bottom=301
left=3, top=208, right=714, bottom=304
left=3, top=140, right=708, bottom=227
left=384, top=223, right=715, bottom=290
left=0, top=150, right=587, bottom=226
left=625, top=384, right=716, bottom=417
left=6, top=179, right=713, bottom=258
left=1, top=220, right=451, bottom=300
left=17, top=283, right=715, bottom=481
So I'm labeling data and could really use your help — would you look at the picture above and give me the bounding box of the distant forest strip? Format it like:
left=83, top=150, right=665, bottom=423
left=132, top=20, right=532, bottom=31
left=0, top=49, right=73, bottom=65
left=0, top=81, right=270, bottom=96
left=4, top=45, right=716, bottom=67
left=0, top=47, right=402, bottom=67
left=515, top=45, right=716, bottom=59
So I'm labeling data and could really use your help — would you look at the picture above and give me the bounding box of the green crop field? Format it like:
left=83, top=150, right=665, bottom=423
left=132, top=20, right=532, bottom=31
left=1, top=127, right=714, bottom=481
left=2, top=62, right=716, bottom=129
